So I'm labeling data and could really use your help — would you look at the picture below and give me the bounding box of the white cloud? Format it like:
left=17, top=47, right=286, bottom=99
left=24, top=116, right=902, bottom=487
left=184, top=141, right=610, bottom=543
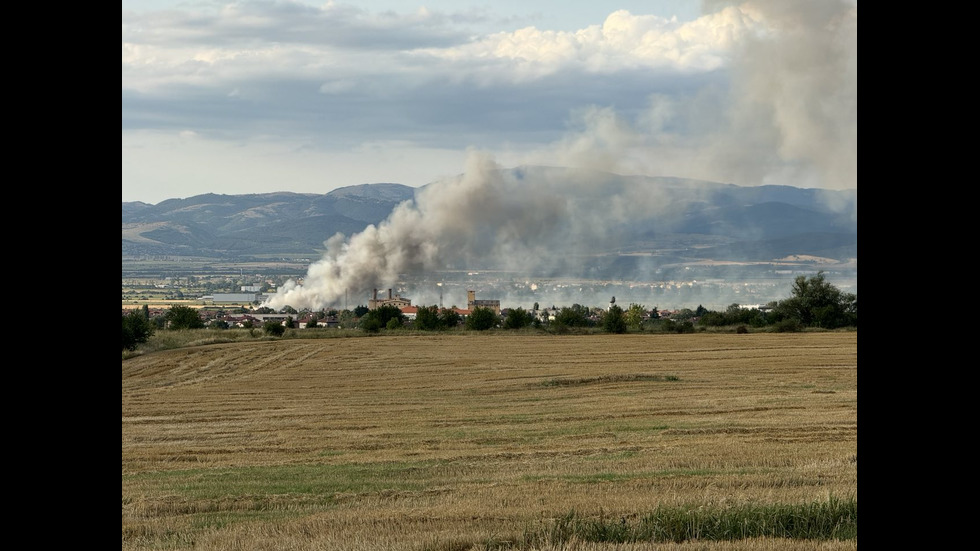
left=415, top=8, right=763, bottom=79
left=122, top=1, right=856, bottom=204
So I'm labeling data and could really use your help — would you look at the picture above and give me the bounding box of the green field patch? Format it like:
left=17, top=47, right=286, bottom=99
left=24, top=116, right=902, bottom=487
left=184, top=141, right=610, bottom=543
left=125, top=460, right=448, bottom=501
left=317, top=449, right=346, bottom=457
left=607, top=423, right=670, bottom=433
left=190, top=509, right=295, bottom=530
left=538, top=495, right=857, bottom=543
left=536, top=374, right=679, bottom=388
left=584, top=449, right=640, bottom=461
left=523, top=468, right=718, bottom=484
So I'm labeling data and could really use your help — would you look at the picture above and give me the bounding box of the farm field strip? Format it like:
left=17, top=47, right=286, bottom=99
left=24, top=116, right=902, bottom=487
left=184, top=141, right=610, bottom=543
left=123, top=332, right=857, bottom=550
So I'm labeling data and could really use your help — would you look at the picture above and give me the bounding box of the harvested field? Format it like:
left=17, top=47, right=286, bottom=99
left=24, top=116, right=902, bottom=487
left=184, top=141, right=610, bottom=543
left=122, top=332, right=857, bottom=550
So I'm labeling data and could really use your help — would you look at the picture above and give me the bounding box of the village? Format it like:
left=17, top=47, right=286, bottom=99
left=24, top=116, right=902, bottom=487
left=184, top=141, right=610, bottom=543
left=124, top=283, right=710, bottom=330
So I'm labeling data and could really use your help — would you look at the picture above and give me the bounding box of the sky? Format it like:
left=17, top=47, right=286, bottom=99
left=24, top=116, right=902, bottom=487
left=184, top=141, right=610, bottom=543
left=122, top=0, right=857, bottom=205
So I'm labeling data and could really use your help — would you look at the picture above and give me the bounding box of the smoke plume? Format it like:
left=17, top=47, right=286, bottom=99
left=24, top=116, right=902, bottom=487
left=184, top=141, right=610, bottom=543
left=265, top=152, right=682, bottom=311
left=699, top=0, right=857, bottom=191
left=264, top=1, right=857, bottom=311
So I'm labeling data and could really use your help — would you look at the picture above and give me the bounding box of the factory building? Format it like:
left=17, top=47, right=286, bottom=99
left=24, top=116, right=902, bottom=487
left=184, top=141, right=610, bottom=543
left=204, top=293, right=262, bottom=304
left=368, top=288, right=413, bottom=310
left=467, top=290, right=500, bottom=315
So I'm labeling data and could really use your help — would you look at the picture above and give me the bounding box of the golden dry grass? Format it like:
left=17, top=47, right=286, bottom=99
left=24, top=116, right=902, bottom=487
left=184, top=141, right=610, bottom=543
left=122, top=332, right=857, bottom=550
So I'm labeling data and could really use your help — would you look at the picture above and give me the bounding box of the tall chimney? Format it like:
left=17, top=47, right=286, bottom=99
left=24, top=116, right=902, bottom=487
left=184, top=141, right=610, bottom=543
left=373, top=289, right=378, bottom=300
left=388, top=288, right=393, bottom=299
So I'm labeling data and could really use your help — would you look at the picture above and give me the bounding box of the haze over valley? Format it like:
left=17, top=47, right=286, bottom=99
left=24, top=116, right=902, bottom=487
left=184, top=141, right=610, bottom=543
left=122, top=163, right=856, bottom=312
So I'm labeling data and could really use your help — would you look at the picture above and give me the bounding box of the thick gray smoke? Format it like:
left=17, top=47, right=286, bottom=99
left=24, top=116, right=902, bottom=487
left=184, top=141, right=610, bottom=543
left=264, top=1, right=857, bottom=311
left=265, top=152, right=680, bottom=311
left=700, top=0, right=857, bottom=193
left=518, top=0, right=856, bottom=217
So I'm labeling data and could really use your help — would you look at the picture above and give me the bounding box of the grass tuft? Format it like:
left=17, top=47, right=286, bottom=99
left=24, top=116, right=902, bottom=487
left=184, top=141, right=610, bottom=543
left=536, top=496, right=856, bottom=544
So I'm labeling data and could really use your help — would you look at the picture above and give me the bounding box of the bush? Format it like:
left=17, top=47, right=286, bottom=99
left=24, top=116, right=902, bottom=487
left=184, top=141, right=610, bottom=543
left=698, top=311, right=728, bottom=327
left=674, top=321, right=696, bottom=333
left=554, top=305, right=592, bottom=328
left=414, top=305, right=443, bottom=330
left=361, top=305, right=404, bottom=331
left=602, top=305, right=627, bottom=334
left=772, top=319, right=801, bottom=333
left=503, top=307, right=533, bottom=330
left=122, top=310, right=154, bottom=350
left=735, top=325, right=748, bottom=334
left=263, top=320, right=286, bottom=337
left=361, top=317, right=381, bottom=333
left=165, top=305, right=205, bottom=330
left=465, top=306, right=498, bottom=331
left=774, top=272, right=857, bottom=329
left=440, top=309, right=462, bottom=328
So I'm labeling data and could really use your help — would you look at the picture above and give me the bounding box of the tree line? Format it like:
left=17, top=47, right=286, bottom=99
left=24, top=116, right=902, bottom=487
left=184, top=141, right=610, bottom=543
left=123, top=272, right=856, bottom=349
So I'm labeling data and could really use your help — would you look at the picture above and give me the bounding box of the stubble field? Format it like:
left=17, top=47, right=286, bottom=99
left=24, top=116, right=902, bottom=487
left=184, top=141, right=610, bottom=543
left=122, top=332, right=857, bottom=550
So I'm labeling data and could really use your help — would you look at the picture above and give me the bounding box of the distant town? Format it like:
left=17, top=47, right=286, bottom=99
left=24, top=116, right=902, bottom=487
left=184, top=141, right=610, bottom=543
left=123, top=264, right=855, bottom=330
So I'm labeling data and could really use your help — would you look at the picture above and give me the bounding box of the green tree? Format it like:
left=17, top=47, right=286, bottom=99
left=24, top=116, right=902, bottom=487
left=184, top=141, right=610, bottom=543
left=361, top=317, right=382, bottom=333
left=361, top=304, right=404, bottom=330
left=280, top=305, right=298, bottom=315
left=337, top=310, right=357, bottom=329
left=503, top=307, right=533, bottom=329
left=440, top=308, right=462, bottom=328
left=602, top=304, right=627, bottom=334
left=465, top=306, right=498, bottom=330
left=554, top=305, right=591, bottom=328
left=353, top=305, right=370, bottom=317
left=305, top=317, right=319, bottom=329
left=625, top=303, right=646, bottom=331
left=284, top=316, right=296, bottom=329
left=672, top=308, right=696, bottom=321
left=263, top=320, right=286, bottom=336
left=122, top=309, right=153, bottom=350
left=165, top=305, right=204, bottom=330
left=414, top=305, right=443, bottom=330
left=698, top=311, right=728, bottom=327
left=775, top=271, right=857, bottom=329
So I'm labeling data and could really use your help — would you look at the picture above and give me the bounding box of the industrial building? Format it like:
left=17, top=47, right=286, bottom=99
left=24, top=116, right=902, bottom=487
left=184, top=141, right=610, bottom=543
left=467, top=290, right=500, bottom=315
left=203, top=293, right=262, bottom=304
left=368, top=288, right=413, bottom=310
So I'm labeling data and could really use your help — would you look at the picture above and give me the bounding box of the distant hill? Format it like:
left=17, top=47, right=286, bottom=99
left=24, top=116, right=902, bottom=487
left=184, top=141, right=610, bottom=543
left=122, top=185, right=417, bottom=258
left=122, top=168, right=856, bottom=264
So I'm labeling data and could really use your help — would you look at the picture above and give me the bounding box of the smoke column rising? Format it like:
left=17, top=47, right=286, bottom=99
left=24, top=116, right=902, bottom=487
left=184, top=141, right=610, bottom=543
left=264, top=1, right=857, bottom=311
left=264, top=153, right=678, bottom=311
left=700, top=0, right=857, bottom=192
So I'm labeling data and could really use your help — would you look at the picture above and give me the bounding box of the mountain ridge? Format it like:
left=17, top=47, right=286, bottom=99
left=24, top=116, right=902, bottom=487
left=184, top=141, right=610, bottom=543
left=122, top=167, right=856, bottom=265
